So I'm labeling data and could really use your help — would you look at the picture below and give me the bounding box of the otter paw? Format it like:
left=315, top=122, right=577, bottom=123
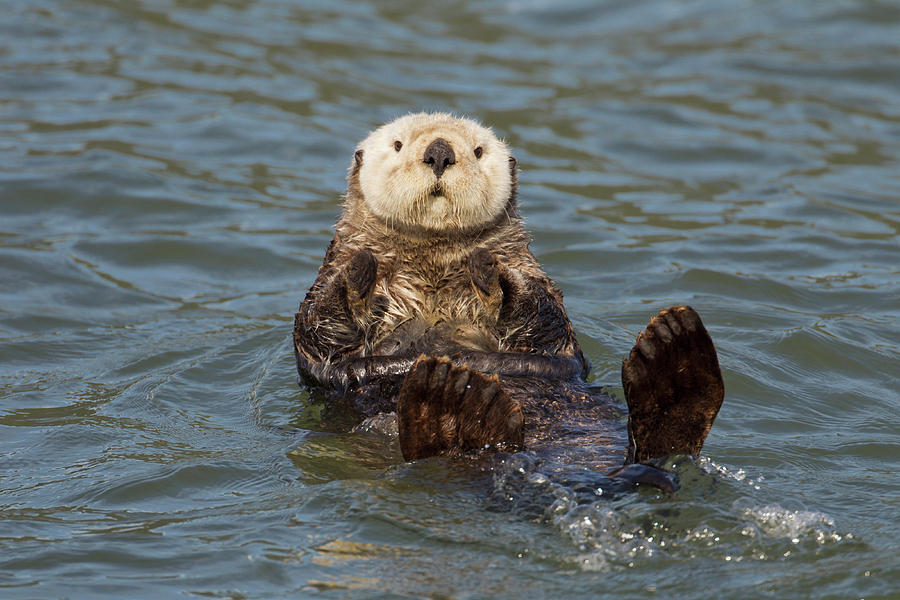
left=468, top=247, right=503, bottom=312
left=345, top=248, right=377, bottom=306
left=621, top=305, right=724, bottom=464
left=469, top=247, right=498, bottom=295
left=397, top=356, right=524, bottom=461
left=608, top=463, right=679, bottom=494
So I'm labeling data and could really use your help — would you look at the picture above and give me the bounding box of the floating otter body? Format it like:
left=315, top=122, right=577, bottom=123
left=293, top=113, right=724, bottom=484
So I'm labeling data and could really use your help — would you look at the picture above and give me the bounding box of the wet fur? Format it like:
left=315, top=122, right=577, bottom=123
left=294, top=114, right=583, bottom=390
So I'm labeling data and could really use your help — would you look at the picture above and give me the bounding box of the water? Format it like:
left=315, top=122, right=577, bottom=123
left=1, top=0, right=898, bottom=598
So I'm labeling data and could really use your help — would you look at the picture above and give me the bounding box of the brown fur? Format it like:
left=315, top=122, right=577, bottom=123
left=294, top=147, right=584, bottom=390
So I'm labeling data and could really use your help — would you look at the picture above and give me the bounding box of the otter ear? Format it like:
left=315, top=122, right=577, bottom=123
left=508, top=155, right=517, bottom=174
left=354, top=149, right=364, bottom=167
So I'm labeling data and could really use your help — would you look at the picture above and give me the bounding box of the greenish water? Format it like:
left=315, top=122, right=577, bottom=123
left=1, top=0, right=898, bottom=598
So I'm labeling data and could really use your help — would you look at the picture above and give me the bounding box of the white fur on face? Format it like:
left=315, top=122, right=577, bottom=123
left=355, top=113, right=513, bottom=231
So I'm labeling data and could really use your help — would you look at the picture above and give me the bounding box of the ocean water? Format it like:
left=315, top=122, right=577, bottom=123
left=1, top=1, right=898, bottom=598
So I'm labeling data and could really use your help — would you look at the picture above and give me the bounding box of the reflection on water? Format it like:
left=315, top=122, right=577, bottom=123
left=1, top=0, right=898, bottom=598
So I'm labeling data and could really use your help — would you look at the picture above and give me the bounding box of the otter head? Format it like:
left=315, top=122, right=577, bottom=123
left=352, top=113, right=516, bottom=232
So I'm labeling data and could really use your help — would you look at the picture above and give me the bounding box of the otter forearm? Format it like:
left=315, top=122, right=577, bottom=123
left=294, top=248, right=380, bottom=386
left=293, top=270, right=366, bottom=384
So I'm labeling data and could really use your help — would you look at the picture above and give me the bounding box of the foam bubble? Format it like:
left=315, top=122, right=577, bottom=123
left=739, top=503, right=844, bottom=544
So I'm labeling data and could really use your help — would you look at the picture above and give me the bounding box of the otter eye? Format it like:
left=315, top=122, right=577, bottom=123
left=394, top=140, right=403, bottom=152
left=474, top=146, right=483, bottom=159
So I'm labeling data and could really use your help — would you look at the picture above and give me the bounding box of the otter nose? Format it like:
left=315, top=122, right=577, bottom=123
left=423, top=138, right=456, bottom=179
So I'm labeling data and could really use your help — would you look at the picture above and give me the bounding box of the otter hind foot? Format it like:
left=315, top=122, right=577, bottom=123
left=609, top=463, right=679, bottom=494
left=397, top=356, right=524, bottom=461
left=622, top=305, right=724, bottom=464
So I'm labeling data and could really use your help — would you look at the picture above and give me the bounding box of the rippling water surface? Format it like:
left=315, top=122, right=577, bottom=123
left=2, top=1, right=898, bottom=598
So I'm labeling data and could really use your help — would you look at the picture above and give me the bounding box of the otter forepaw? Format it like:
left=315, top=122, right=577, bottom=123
left=469, top=248, right=498, bottom=295
left=397, top=356, right=524, bottom=461
left=344, top=248, right=378, bottom=310
left=622, top=305, right=724, bottom=464
left=468, top=247, right=502, bottom=312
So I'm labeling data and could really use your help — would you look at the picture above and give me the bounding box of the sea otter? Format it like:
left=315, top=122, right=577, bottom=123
left=293, top=113, right=724, bottom=486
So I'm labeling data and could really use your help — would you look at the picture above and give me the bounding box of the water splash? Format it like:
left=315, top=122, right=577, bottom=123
left=488, top=452, right=852, bottom=571
left=738, top=503, right=846, bottom=546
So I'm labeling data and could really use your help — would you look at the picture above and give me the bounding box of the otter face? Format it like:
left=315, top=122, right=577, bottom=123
left=354, top=113, right=514, bottom=232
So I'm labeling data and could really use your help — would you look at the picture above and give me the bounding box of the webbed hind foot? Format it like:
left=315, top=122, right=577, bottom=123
left=622, top=306, right=724, bottom=464
left=397, top=356, right=524, bottom=461
left=608, top=463, right=679, bottom=494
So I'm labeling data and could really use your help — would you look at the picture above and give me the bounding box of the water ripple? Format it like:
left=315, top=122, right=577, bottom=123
left=1, top=0, right=898, bottom=598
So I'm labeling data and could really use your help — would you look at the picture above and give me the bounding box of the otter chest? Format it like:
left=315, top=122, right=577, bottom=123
left=367, top=258, right=500, bottom=355
left=376, top=260, right=481, bottom=326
